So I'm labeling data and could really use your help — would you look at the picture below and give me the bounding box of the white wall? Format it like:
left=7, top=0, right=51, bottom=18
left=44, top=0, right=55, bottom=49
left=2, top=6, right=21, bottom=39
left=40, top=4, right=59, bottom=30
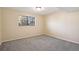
left=45, top=11, right=79, bottom=44
left=2, top=8, right=44, bottom=42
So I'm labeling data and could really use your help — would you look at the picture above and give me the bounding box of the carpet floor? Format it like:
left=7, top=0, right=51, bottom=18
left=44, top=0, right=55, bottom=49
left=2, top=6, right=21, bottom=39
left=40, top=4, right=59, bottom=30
left=0, top=35, right=79, bottom=51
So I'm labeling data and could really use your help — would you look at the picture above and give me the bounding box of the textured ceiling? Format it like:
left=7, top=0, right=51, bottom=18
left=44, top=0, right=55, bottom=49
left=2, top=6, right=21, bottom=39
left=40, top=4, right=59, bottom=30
left=8, top=7, right=79, bottom=15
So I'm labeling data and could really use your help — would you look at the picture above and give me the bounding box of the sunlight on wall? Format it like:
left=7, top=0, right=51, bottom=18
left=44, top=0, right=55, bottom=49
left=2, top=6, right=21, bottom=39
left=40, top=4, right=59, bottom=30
left=45, top=11, right=79, bottom=44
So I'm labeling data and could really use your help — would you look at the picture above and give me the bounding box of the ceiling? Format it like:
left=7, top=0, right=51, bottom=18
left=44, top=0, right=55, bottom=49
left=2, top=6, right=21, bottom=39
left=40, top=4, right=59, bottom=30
left=9, top=7, right=79, bottom=15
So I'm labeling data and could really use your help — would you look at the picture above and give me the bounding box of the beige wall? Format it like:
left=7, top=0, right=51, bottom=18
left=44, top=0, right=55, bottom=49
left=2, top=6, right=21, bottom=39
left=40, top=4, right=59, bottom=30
left=45, top=11, right=79, bottom=44
left=0, top=8, right=2, bottom=44
left=1, top=8, right=79, bottom=44
left=2, top=8, right=44, bottom=42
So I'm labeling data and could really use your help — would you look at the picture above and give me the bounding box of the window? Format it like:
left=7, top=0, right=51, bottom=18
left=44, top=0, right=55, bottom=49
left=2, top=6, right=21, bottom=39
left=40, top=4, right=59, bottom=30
left=18, top=16, right=35, bottom=26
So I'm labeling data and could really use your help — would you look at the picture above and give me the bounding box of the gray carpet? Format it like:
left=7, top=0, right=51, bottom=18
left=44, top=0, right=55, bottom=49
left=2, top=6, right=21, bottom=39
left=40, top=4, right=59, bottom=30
left=0, top=35, right=79, bottom=51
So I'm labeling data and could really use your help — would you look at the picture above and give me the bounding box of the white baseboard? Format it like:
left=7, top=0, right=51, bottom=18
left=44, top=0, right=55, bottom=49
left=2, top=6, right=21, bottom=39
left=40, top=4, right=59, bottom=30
left=2, top=34, right=44, bottom=43
left=46, top=34, right=79, bottom=44
left=2, top=34, right=79, bottom=44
